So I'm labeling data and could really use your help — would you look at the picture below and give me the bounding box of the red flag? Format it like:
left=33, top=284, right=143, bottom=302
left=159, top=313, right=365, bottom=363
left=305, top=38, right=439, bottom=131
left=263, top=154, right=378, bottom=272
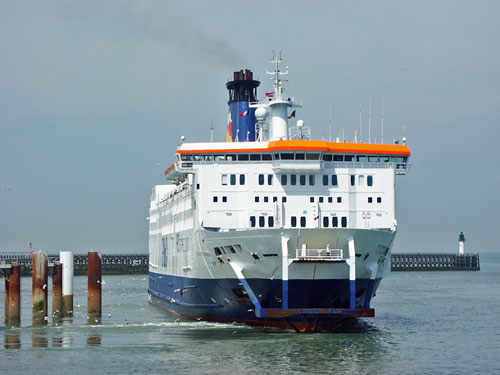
left=265, top=92, right=274, bottom=98
left=240, top=110, right=248, bottom=117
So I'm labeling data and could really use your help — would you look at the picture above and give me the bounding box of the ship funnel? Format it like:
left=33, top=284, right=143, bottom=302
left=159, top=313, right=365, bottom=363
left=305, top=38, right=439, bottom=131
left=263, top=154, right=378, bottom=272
left=226, top=69, right=260, bottom=142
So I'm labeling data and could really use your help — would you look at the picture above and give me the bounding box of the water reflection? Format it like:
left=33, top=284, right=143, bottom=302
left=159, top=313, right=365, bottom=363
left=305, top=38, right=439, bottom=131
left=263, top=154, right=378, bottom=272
left=4, top=330, right=21, bottom=349
left=32, top=330, right=48, bottom=348
left=87, top=334, right=101, bottom=346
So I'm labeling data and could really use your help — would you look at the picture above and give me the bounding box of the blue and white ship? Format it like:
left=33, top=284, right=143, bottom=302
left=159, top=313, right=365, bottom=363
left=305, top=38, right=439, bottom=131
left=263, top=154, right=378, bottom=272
left=148, top=56, right=411, bottom=332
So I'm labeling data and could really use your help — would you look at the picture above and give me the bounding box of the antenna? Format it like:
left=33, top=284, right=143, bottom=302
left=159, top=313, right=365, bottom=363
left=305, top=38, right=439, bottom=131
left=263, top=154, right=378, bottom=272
left=329, top=96, right=333, bottom=142
left=381, top=92, right=385, bottom=144
left=358, top=90, right=363, bottom=143
left=368, top=93, right=372, bottom=144
left=210, top=120, right=214, bottom=142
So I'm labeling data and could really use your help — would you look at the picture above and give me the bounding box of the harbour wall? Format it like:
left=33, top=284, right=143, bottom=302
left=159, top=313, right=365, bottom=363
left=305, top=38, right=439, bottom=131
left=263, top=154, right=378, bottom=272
left=391, top=253, right=480, bottom=271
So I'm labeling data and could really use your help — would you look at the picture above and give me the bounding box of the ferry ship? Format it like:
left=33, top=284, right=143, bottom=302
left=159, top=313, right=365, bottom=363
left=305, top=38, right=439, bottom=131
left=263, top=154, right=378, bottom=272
left=148, top=56, right=411, bottom=332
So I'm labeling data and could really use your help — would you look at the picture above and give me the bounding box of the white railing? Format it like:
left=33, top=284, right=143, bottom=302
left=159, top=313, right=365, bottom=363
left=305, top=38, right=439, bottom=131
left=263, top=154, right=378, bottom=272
left=295, top=248, right=343, bottom=260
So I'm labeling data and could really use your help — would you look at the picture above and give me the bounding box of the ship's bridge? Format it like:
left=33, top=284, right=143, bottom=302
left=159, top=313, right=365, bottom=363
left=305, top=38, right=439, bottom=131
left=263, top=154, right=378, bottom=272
left=165, top=140, right=411, bottom=182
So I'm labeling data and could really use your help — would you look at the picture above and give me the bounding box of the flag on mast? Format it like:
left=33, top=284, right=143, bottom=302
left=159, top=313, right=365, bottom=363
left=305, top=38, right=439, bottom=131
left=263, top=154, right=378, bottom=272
left=288, top=110, right=296, bottom=119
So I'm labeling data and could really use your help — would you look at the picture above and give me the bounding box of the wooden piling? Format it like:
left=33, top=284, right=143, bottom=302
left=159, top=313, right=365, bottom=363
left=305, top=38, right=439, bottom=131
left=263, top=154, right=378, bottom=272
left=32, top=252, right=48, bottom=326
left=52, top=263, right=63, bottom=321
left=88, top=252, right=102, bottom=321
left=5, top=264, right=21, bottom=327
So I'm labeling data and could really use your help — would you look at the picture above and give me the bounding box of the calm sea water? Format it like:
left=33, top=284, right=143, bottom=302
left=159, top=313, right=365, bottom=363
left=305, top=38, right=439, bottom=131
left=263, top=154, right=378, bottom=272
left=1, top=253, right=499, bottom=375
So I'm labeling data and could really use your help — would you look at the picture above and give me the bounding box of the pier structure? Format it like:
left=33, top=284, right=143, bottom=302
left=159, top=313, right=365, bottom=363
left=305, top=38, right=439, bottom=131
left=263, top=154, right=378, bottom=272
left=391, top=253, right=480, bottom=271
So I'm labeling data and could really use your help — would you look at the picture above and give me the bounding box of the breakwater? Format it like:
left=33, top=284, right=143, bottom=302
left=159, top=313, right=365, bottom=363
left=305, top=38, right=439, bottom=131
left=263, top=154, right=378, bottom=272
left=391, top=253, right=480, bottom=271
left=0, top=253, right=148, bottom=276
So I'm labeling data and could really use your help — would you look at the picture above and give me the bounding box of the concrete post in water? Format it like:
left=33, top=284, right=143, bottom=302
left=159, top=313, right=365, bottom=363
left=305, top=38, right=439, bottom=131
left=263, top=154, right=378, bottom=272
left=88, top=252, right=102, bottom=321
left=5, top=264, right=21, bottom=327
left=52, top=262, right=63, bottom=320
left=60, top=251, right=74, bottom=317
left=32, top=251, right=48, bottom=325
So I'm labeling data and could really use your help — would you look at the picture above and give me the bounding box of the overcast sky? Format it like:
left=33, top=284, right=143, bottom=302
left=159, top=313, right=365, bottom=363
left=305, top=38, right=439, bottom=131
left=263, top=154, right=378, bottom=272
left=1, top=0, right=499, bottom=254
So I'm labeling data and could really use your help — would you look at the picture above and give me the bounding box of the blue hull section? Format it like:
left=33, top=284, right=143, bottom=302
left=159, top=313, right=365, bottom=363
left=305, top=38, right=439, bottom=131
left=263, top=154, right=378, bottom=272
left=149, top=272, right=380, bottom=323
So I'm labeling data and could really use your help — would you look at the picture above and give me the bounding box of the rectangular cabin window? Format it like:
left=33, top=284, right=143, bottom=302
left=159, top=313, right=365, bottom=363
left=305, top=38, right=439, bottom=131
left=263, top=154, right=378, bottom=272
left=337, top=197, right=342, bottom=203
left=310, top=197, right=314, bottom=203
left=377, top=197, right=382, bottom=203
left=240, top=174, right=245, bottom=185
left=328, top=197, right=333, bottom=203
left=333, top=155, right=343, bottom=162
left=295, top=153, right=305, bottom=160
left=224, top=246, right=236, bottom=254
left=291, top=175, right=297, bottom=185
left=323, top=216, right=329, bottom=227
left=238, top=154, right=249, bottom=161
left=323, top=175, right=328, bottom=186
left=250, top=154, right=261, bottom=161
left=250, top=216, right=256, bottom=227
left=332, top=175, right=338, bottom=186
left=197, top=183, right=200, bottom=190
left=255, top=196, right=259, bottom=203
left=282, top=196, right=287, bottom=203
left=259, top=216, right=265, bottom=228
left=258, top=174, right=264, bottom=185
left=333, top=217, right=338, bottom=227
left=273, top=197, right=278, bottom=202
left=281, top=153, right=294, bottom=160
left=264, top=197, right=269, bottom=203
left=368, top=156, right=378, bottom=162
left=233, top=245, right=243, bottom=252
left=306, top=153, right=320, bottom=160
left=262, top=154, right=272, bottom=160
left=345, top=155, right=354, bottom=162
left=181, top=155, right=193, bottom=161
left=319, top=197, right=324, bottom=203
left=213, top=196, right=218, bottom=202
left=226, top=154, right=236, bottom=161
left=341, top=217, right=347, bottom=228
left=359, top=175, right=365, bottom=186
left=273, top=153, right=280, bottom=160
left=309, top=175, right=315, bottom=185
left=300, top=175, right=306, bottom=185
left=367, top=175, right=373, bottom=186
left=300, top=217, right=306, bottom=227
left=380, top=156, right=389, bottom=162
left=368, top=197, right=373, bottom=203
left=268, top=216, right=274, bottom=227
left=281, top=175, right=288, bottom=185
left=222, top=196, right=227, bottom=203
left=221, top=174, right=228, bottom=185
left=323, top=154, right=332, bottom=161
left=357, top=155, right=367, bottom=162
left=214, top=247, right=222, bottom=256
left=215, top=155, right=225, bottom=161
left=268, top=174, right=273, bottom=185
left=230, top=174, right=236, bottom=185
left=291, top=216, right=297, bottom=227
left=350, top=175, right=355, bottom=186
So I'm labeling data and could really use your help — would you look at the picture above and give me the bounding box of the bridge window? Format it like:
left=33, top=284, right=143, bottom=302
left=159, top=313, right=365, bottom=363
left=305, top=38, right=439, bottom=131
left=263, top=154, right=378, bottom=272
left=259, top=216, right=265, bottom=227
left=296, top=153, right=305, bottom=160
left=334, top=155, right=343, bottom=161
left=221, top=174, right=228, bottom=185
left=345, top=155, right=354, bottom=162
left=291, top=175, right=297, bottom=185
left=238, top=154, right=249, bottom=161
left=300, top=217, right=306, bottom=227
left=368, top=156, right=378, bottom=162
left=250, top=154, right=260, bottom=161
left=230, top=174, right=236, bottom=185
left=240, top=174, right=245, bottom=185
left=300, top=175, right=306, bottom=185
left=341, top=217, right=347, bottom=228
left=306, top=153, right=320, bottom=160
left=323, top=154, right=332, bottom=161
left=309, top=175, right=315, bottom=185
left=323, top=216, right=329, bottom=227
left=268, top=174, right=273, bottom=185
left=250, top=216, right=256, bottom=227
left=268, top=216, right=274, bottom=227
left=281, top=175, right=287, bottom=185
left=367, top=175, right=373, bottom=186
left=281, top=153, right=294, bottom=160
left=357, top=155, right=367, bottom=162
left=323, top=175, right=328, bottom=186
left=262, top=154, right=272, bottom=160
left=258, top=174, right=264, bottom=185
left=380, top=156, right=389, bottom=162
left=291, top=216, right=297, bottom=227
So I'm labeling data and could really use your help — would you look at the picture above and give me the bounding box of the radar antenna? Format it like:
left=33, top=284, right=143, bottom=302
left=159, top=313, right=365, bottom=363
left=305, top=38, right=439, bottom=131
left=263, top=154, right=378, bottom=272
left=267, top=51, right=289, bottom=100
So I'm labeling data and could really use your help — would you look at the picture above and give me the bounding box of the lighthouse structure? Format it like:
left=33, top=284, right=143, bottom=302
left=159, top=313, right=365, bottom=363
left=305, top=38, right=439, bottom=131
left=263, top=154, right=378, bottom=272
left=458, top=232, right=466, bottom=255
